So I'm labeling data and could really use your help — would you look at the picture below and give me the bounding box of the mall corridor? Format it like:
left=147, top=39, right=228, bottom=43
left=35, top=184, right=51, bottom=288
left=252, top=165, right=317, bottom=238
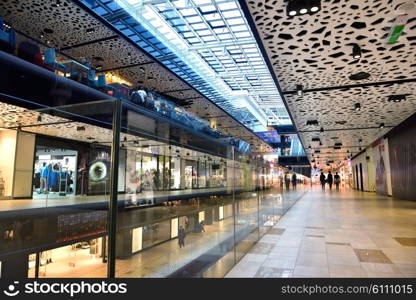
left=226, top=187, right=416, bottom=278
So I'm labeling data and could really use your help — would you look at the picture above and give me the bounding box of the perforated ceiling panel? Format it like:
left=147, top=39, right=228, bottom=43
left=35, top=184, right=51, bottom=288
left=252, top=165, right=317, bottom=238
left=0, top=0, right=114, bottom=47
left=64, top=38, right=153, bottom=69
left=246, top=0, right=416, bottom=90
left=244, top=0, right=416, bottom=166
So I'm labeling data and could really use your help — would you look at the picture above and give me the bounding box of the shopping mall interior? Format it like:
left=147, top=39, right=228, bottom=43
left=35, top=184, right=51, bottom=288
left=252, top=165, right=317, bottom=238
left=0, top=0, right=415, bottom=279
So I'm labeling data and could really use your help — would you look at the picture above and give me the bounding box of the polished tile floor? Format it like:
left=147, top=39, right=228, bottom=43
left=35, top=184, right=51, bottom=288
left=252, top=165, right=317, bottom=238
left=225, top=187, right=416, bottom=278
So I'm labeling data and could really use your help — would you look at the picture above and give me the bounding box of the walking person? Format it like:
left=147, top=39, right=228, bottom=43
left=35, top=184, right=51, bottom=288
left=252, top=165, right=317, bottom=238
left=334, top=172, right=341, bottom=190
left=285, top=172, right=290, bottom=190
left=39, top=162, right=49, bottom=194
left=292, top=173, right=297, bottom=189
left=178, top=226, right=186, bottom=248
left=320, top=172, right=326, bottom=190
left=327, top=171, right=333, bottom=190
left=199, top=221, right=205, bottom=233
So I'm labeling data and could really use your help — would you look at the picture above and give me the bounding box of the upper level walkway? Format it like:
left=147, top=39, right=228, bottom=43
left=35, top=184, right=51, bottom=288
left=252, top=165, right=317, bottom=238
left=226, top=186, right=416, bottom=278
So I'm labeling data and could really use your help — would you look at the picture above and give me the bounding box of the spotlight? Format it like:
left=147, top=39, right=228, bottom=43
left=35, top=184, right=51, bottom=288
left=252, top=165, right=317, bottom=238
left=311, top=5, right=320, bottom=12
left=289, top=10, right=297, bottom=16
left=379, top=123, right=385, bottom=129
left=86, top=28, right=95, bottom=34
left=354, top=103, right=361, bottom=111
left=352, top=43, right=361, bottom=59
left=37, top=115, right=42, bottom=122
left=296, top=84, right=303, bottom=96
left=287, top=0, right=321, bottom=17
left=320, top=127, right=324, bottom=133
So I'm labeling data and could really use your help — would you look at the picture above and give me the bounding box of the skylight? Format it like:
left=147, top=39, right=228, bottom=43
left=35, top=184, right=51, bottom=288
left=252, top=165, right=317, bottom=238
left=113, top=0, right=291, bottom=128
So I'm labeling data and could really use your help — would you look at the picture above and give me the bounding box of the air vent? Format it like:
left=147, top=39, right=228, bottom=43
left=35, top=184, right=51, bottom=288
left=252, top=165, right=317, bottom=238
left=334, top=142, right=343, bottom=146
left=349, top=72, right=371, bottom=80
left=306, top=120, right=319, bottom=126
left=333, top=146, right=341, bottom=150
left=311, top=137, right=321, bottom=142
left=335, top=121, right=347, bottom=125
left=388, top=94, right=407, bottom=102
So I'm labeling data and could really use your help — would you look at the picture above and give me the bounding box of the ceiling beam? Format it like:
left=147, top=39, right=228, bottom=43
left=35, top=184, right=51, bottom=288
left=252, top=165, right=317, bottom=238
left=60, top=35, right=119, bottom=51
left=299, top=125, right=395, bottom=133
left=284, top=78, right=416, bottom=95
left=99, top=61, right=154, bottom=73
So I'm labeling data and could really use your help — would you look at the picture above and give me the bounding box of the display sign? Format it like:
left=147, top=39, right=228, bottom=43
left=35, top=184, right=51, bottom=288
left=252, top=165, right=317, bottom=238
left=132, top=227, right=143, bottom=253
left=171, top=218, right=178, bottom=238
left=255, top=131, right=281, bottom=143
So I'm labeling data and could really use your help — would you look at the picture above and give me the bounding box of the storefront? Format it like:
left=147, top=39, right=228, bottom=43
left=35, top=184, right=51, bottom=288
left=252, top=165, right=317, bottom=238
left=28, top=237, right=106, bottom=278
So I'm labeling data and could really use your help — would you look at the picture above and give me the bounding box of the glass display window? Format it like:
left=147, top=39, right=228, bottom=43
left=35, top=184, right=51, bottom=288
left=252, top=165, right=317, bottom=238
left=142, top=219, right=171, bottom=249
left=28, top=237, right=105, bottom=278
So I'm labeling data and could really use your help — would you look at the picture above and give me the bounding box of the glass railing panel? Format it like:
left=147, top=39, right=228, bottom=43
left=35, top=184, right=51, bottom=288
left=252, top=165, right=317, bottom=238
left=0, top=97, right=116, bottom=278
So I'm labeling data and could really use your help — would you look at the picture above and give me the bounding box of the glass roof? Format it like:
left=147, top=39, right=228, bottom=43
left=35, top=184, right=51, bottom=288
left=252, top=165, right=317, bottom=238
left=81, top=0, right=292, bottom=132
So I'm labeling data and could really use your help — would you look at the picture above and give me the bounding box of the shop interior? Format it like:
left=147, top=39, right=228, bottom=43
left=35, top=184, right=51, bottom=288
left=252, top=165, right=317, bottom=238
left=33, top=147, right=77, bottom=199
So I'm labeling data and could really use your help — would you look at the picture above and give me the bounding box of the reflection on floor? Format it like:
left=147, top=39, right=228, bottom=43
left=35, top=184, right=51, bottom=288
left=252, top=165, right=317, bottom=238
left=29, top=246, right=107, bottom=278
left=225, top=187, right=416, bottom=278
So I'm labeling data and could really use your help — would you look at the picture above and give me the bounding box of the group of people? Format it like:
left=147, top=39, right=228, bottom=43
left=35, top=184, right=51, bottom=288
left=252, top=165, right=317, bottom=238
left=280, top=172, right=299, bottom=190
left=319, top=171, right=341, bottom=190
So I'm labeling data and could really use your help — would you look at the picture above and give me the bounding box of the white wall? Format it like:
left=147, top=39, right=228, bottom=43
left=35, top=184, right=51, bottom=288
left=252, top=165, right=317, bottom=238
left=352, top=151, right=369, bottom=191
left=13, top=131, right=35, bottom=198
left=366, top=147, right=376, bottom=192
left=0, top=130, right=17, bottom=198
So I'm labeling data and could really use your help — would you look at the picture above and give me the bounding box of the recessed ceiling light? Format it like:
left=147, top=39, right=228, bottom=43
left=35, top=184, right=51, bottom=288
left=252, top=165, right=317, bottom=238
left=320, top=127, right=324, bottom=133
left=289, top=10, right=297, bottom=16
left=352, top=43, right=361, bottom=59
left=300, top=8, right=308, bottom=14
left=354, top=103, right=361, bottom=111
left=379, top=123, right=385, bottom=129
left=311, top=6, right=319, bottom=12
left=296, top=84, right=303, bottom=96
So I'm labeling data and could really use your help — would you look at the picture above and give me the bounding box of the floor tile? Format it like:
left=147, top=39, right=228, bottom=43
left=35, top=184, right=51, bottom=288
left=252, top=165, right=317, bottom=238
left=296, top=251, right=328, bottom=267
left=268, top=228, right=286, bottom=235
left=248, top=242, right=274, bottom=255
left=328, top=252, right=361, bottom=266
left=293, top=266, right=329, bottom=278
left=329, top=264, right=367, bottom=278
left=263, top=255, right=298, bottom=269
left=254, top=267, right=293, bottom=278
left=394, top=237, right=416, bottom=247
left=354, top=249, right=393, bottom=264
